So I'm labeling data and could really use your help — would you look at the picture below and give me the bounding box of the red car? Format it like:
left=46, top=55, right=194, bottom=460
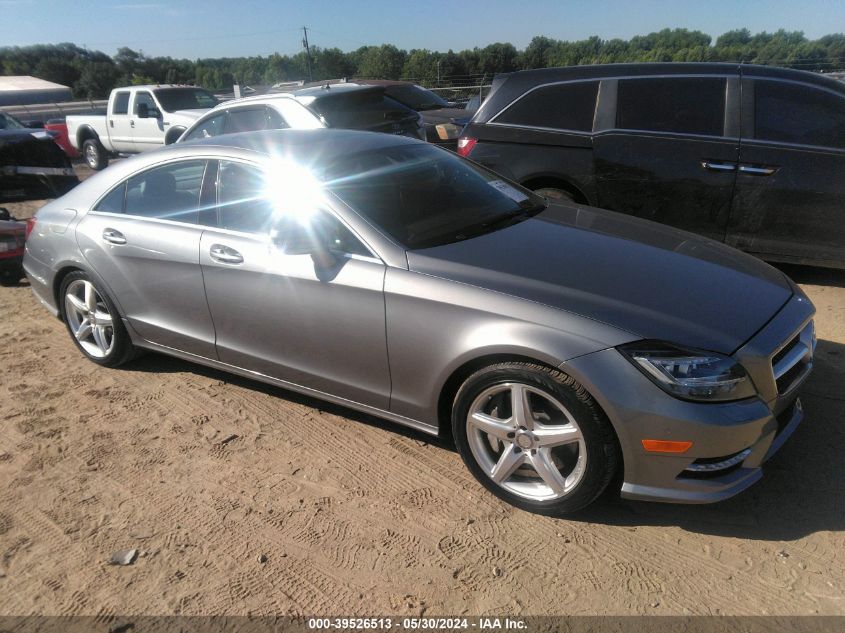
left=45, top=118, right=78, bottom=158
left=0, top=208, right=28, bottom=286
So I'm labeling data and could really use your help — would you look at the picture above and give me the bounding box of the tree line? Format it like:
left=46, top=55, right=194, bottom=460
left=1, top=28, right=843, bottom=99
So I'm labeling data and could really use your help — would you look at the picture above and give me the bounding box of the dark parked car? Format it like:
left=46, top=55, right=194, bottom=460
left=1, top=111, right=79, bottom=202
left=356, top=80, right=480, bottom=149
left=0, top=207, right=27, bottom=285
left=459, top=63, right=845, bottom=269
left=290, top=84, right=425, bottom=140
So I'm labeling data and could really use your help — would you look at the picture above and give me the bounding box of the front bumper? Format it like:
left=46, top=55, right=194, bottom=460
left=562, top=293, right=815, bottom=504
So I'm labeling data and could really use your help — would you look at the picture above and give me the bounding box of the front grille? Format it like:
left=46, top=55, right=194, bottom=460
left=771, top=321, right=814, bottom=395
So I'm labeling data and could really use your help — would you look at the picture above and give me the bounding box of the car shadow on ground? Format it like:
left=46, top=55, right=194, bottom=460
left=126, top=337, right=845, bottom=541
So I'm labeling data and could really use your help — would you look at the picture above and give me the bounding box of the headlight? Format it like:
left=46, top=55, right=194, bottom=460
left=618, top=341, right=756, bottom=402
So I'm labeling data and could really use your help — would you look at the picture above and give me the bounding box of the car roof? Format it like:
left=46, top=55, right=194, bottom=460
left=291, top=83, right=384, bottom=99
left=175, top=127, right=422, bottom=158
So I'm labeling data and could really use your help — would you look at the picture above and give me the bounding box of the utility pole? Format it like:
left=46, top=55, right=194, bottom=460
left=302, top=26, right=313, bottom=82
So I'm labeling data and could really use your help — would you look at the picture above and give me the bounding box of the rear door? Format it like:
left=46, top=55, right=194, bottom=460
left=199, top=159, right=392, bottom=409
left=593, top=74, right=740, bottom=242
left=108, top=90, right=134, bottom=153
left=727, top=76, right=845, bottom=266
left=75, top=159, right=217, bottom=357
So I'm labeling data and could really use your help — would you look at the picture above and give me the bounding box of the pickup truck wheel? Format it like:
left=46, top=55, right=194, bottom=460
left=82, top=139, right=109, bottom=171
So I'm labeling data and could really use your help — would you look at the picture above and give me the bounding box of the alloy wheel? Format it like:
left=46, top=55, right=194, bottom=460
left=466, top=382, right=587, bottom=501
left=64, top=279, right=115, bottom=358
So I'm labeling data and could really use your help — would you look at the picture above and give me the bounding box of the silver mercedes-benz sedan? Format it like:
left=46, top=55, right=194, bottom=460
left=24, top=129, right=815, bottom=515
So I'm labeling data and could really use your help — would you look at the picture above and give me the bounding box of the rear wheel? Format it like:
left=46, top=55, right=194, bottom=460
left=60, top=271, right=135, bottom=367
left=452, top=362, right=618, bottom=515
left=82, top=138, right=109, bottom=171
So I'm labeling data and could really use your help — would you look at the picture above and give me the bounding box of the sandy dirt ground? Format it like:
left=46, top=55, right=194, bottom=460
left=0, top=165, right=843, bottom=616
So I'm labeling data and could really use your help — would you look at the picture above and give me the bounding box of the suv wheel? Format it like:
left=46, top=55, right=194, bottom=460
left=452, top=362, right=618, bottom=515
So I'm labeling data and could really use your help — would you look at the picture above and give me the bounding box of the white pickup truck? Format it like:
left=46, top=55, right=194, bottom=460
left=67, top=85, right=219, bottom=170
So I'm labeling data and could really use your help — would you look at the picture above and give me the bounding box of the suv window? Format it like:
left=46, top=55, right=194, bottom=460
left=754, top=80, right=845, bottom=148
left=617, top=77, right=726, bottom=136
left=496, top=81, right=598, bottom=131
left=183, top=112, right=226, bottom=142
left=124, top=160, right=206, bottom=223
left=227, top=107, right=288, bottom=134
left=134, top=92, right=156, bottom=115
left=112, top=91, right=130, bottom=115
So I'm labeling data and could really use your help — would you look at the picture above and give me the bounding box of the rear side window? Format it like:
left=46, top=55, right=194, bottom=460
left=617, top=77, right=726, bottom=136
left=94, top=182, right=127, bottom=213
left=754, top=80, right=845, bottom=148
left=124, top=160, right=206, bottom=223
left=112, top=92, right=130, bottom=115
left=309, top=92, right=414, bottom=129
left=227, top=107, right=273, bottom=134
left=496, top=81, right=598, bottom=131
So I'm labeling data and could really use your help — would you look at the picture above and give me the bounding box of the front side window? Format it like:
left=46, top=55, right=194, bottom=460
left=496, top=81, right=598, bottom=131
left=217, top=161, right=276, bottom=233
left=134, top=92, right=156, bottom=115
left=124, top=160, right=206, bottom=223
left=617, top=77, right=726, bottom=136
left=754, top=80, right=845, bottom=148
left=112, top=92, right=130, bottom=115
left=182, top=113, right=227, bottom=142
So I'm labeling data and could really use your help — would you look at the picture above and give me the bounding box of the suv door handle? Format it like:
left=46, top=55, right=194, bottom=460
left=701, top=161, right=736, bottom=172
left=738, top=164, right=777, bottom=176
left=209, top=244, right=244, bottom=265
left=102, top=228, right=126, bottom=244
left=130, top=120, right=135, bottom=128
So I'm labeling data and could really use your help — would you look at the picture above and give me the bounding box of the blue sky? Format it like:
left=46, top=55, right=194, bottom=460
left=2, top=0, right=843, bottom=58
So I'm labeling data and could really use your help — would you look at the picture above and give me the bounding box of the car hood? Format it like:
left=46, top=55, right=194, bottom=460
left=171, top=109, right=209, bottom=120
left=407, top=204, right=793, bottom=354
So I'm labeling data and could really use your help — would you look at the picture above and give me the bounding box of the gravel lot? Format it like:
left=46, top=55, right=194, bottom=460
left=1, top=163, right=843, bottom=616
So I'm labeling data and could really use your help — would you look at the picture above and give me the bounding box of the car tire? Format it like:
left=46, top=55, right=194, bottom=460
left=535, top=187, right=575, bottom=203
left=165, top=127, right=185, bottom=145
left=82, top=138, right=109, bottom=171
left=59, top=271, right=136, bottom=367
left=452, top=362, right=618, bottom=515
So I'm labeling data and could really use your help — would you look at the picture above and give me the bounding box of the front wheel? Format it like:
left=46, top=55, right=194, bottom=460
left=452, top=362, right=619, bottom=515
left=82, top=138, right=109, bottom=170
left=60, top=271, right=135, bottom=367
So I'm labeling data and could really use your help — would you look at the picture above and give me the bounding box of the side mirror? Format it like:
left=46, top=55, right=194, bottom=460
left=271, top=215, right=338, bottom=264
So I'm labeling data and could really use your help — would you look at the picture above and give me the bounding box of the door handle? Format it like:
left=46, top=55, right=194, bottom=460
left=109, top=120, right=114, bottom=128
left=738, top=164, right=777, bottom=176
left=209, top=244, right=244, bottom=265
left=701, top=161, right=736, bottom=172
left=102, top=228, right=126, bottom=245
left=130, top=120, right=135, bottom=128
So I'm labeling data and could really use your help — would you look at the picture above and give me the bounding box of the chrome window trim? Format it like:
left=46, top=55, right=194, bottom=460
left=488, top=73, right=736, bottom=138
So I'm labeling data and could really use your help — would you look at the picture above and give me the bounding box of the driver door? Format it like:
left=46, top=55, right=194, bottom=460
left=131, top=91, right=165, bottom=152
left=199, top=159, right=392, bottom=409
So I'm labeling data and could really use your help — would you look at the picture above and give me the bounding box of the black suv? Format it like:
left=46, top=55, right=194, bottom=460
left=459, top=63, right=845, bottom=269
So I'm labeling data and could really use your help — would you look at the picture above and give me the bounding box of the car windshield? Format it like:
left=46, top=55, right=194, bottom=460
left=307, top=90, right=416, bottom=129
left=384, top=85, right=449, bottom=111
left=0, top=112, right=27, bottom=130
left=324, top=144, right=546, bottom=249
left=153, top=88, right=219, bottom=112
